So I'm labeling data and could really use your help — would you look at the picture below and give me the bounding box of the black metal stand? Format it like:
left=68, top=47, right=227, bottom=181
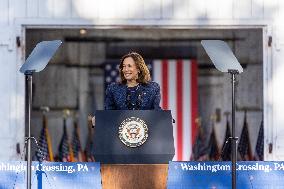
left=229, top=69, right=239, bottom=189
left=200, top=40, right=243, bottom=189
left=19, top=40, right=62, bottom=189
left=25, top=71, right=34, bottom=189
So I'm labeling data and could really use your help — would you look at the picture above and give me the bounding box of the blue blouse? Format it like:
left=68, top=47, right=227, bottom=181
left=104, top=81, right=162, bottom=110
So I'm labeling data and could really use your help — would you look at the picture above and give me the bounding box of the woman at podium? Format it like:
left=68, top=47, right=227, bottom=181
left=91, top=52, right=161, bottom=126
left=105, top=52, right=161, bottom=110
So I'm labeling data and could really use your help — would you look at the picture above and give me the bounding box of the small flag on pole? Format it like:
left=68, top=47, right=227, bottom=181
left=238, top=111, right=252, bottom=160
left=191, top=118, right=209, bottom=161
left=254, top=120, right=264, bottom=161
left=35, top=114, right=54, bottom=161
left=72, top=121, right=85, bottom=161
left=208, top=120, right=220, bottom=161
left=58, top=118, right=74, bottom=162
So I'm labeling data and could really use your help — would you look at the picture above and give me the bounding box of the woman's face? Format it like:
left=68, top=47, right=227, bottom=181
left=122, top=57, right=139, bottom=83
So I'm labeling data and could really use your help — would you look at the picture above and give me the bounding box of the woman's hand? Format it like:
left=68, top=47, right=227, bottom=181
left=92, top=116, right=96, bottom=127
left=88, top=115, right=96, bottom=127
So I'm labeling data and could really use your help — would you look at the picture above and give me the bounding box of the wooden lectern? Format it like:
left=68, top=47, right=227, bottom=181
left=94, top=110, right=174, bottom=188
left=101, top=164, right=168, bottom=189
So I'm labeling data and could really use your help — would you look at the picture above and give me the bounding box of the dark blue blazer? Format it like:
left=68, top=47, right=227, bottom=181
left=104, top=81, right=162, bottom=110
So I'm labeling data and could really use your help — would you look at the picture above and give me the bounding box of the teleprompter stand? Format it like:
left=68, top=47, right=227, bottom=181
left=201, top=40, right=243, bottom=189
left=19, top=40, right=62, bottom=189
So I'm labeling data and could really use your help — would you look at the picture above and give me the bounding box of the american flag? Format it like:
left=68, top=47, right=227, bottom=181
left=153, top=59, right=198, bottom=161
left=35, top=115, right=54, bottom=161
left=208, top=122, right=220, bottom=160
left=58, top=119, right=74, bottom=162
left=104, top=61, right=121, bottom=88
left=104, top=59, right=198, bottom=161
left=191, top=123, right=209, bottom=161
left=254, top=120, right=264, bottom=160
left=72, top=121, right=84, bottom=161
left=238, top=112, right=252, bottom=160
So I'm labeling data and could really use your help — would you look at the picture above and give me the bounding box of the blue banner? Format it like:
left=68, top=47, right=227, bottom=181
left=167, top=161, right=284, bottom=189
left=0, top=161, right=101, bottom=189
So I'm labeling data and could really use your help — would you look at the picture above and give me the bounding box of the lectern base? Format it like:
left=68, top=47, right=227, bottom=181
left=101, top=164, right=168, bottom=189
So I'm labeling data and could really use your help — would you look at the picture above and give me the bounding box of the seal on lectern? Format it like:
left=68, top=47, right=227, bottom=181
left=118, top=117, right=148, bottom=148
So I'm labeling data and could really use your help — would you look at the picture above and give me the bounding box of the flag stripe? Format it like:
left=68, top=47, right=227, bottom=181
left=191, top=60, right=198, bottom=146
left=162, top=60, right=169, bottom=109
left=176, top=60, right=183, bottom=160
left=153, top=59, right=162, bottom=94
left=182, top=60, right=191, bottom=160
left=168, top=60, right=177, bottom=160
